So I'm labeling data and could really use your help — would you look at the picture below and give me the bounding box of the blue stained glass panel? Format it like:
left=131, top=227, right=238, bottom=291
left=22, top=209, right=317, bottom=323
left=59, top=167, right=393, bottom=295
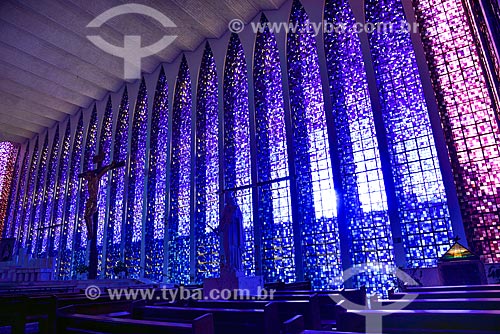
left=168, top=57, right=192, bottom=284
left=254, top=17, right=295, bottom=283
left=125, top=79, right=148, bottom=278
left=12, top=142, right=30, bottom=248
left=195, top=43, right=220, bottom=281
left=324, top=0, right=395, bottom=294
left=19, top=139, right=39, bottom=250
left=59, top=114, right=84, bottom=279
left=3, top=148, right=21, bottom=238
left=36, top=125, right=60, bottom=257
left=97, top=97, right=113, bottom=276
left=223, top=33, right=255, bottom=275
left=106, top=89, right=130, bottom=277
left=146, top=68, right=169, bottom=280
left=366, top=0, right=453, bottom=266
left=74, top=106, right=98, bottom=269
left=50, top=121, right=71, bottom=276
left=287, top=0, right=342, bottom=289
left=28, top=135, right=49, bottom=254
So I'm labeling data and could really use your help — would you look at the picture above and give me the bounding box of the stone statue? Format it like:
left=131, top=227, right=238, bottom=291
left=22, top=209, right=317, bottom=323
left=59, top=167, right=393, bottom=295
left=218, top=192, right=245, bottom=273
left=78, top=152, right=125, bottom=240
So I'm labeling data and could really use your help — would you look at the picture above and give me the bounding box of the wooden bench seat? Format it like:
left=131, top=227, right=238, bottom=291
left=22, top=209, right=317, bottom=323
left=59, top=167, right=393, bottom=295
left=403, top=284, right=500, bottom=293
left=378, top=297, right=500, bottom=310
left=390, top=290, right=500, bottom=300
left=133, top=303, right=280, bottom=334
left=337, top=309, right=500, bottom=333
left=193, top=298, right=321, bottom=330
left=58, top=313, right=214, bottom=334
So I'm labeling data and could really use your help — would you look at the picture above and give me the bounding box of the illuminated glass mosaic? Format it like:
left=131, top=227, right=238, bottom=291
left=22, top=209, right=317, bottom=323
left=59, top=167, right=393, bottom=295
left=36, top=126, right=60, bottom=257
left=74, top=106, right=98, bottom=270
left=50, top=120, right=71, bottom=274
left=168, top=56, right=192, bottom=284
left=146, top=68, right=169, bottom=280
left=195, top=43, right=220, bottom=282
left=413, top=0, right=500, bottom=263
left=59, top=113, right=84, bottom=279
left=324, top=0, right=395, bottom=293
left=223, top=33, right=255, bottom=275
left=11, top=142, right=30, bottom=247
left=287, top=0, right=342, bottom=289
left=19, top=138, right=39, bottom=249
left=366, top=0, right=453, bottom=266
left=254, top=17, right=295, bottom=283
left=27, top=135, right=49, bottom=254
left=97, top=97, right=114, bottom=276
left=0, top=142, right=18, bottom=237
left=125, top=79, right=148, bottom=278
left=106, top=89, right=130, bottom=278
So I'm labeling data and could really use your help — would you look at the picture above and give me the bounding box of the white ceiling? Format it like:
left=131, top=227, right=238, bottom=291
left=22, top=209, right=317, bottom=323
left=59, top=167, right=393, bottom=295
left=0, top=0, right=286, bottom=143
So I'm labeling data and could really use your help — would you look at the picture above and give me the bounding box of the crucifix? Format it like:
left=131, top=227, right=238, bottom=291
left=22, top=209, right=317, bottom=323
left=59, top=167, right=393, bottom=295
left=78, top=152, right=125, bottom=279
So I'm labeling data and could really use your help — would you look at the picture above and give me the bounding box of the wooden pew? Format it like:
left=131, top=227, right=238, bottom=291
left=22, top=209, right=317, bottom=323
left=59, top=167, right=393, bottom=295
left=0, top=296, right=27, bottom=334
left=389, top=290, right=500, bottom=300
left=0, top=294, right=56, bottom=334
left=403, top=284, right=500, bottom=293
left=265, top=281, right=312, bottom=291
left=337, top=309, right=500, bottom=333
left=58, top=300, right=145, bottom=317
left=192, top=298, right=321, bottom=330
left=283, top=315, right=361, bottom=334
left=378, top=297, right=500, bottom=310
left=57, top=313, right=214, bottom=334
left=133, top=303, right=280, bottom=334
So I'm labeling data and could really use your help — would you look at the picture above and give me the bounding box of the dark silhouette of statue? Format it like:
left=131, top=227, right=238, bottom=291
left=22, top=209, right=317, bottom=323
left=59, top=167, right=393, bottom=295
left=78, top=152, right=125, bottom=240
left=218, top=192, right=245, bottom=273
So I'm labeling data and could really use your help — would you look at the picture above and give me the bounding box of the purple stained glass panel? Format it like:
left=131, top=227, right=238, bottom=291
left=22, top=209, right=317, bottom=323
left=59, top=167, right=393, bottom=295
left=413, top=0, right=500, bottom=263
left=223, top=33, right=255, bottom=275
left=146, top=68, right=169, bottom=280
left=168, top=57, right=192, bottom=284
left=125, top=79, right=148, bottom=277
left=195, top=43, right=220, bottom=281
left=106, top=89, right=130, bottom=277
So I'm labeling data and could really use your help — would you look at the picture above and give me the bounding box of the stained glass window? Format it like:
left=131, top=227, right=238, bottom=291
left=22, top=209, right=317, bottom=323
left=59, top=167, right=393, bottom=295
left=11, top=141, right=30, bottom=250
left=0, top=142, right=18, bottom=237
left=36, top=125, right=60, bottom=257
left=146, top=68, right=169, bottom=281
left=97, top=97, right=114, bottom=276
left=106, top=89, right=130, bottom=277
left=27, top=135, right=49, bottom=254
left=287, top=0, right=342, bottom=289
left=50, top=121, right=71, bottom=275
left=223, top=33, right=255, bottom=275
left=19, top=138, right=39, bottom=250
left=254, top=16, right=295, bottom=283
left=413, top=0, right=500, bottom=263
left=59, top=114, right=84, bottom=279
left=324, top=0, right=395, bottom=293
left=125, top=79, right=148, bottom=278
left=168, top=56, right=192, bottom=284
left=74, top=106, right=98, bottom=270
left=366, top=0, right=453, bottom=266
left=195, top=43, right=220, bottom=281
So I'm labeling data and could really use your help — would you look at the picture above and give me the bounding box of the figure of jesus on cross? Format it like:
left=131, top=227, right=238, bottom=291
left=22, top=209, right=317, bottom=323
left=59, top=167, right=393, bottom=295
left=78, top=152, right=125, bottom=279
left=78, top=152, right=125, bottom=240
